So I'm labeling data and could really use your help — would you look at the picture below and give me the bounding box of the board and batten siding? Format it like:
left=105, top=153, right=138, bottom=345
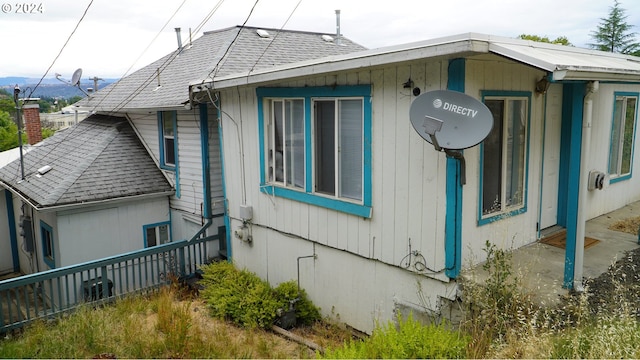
left=462, top=55, right=548, bottom=265
left=218, top=61, right=458, bottom=332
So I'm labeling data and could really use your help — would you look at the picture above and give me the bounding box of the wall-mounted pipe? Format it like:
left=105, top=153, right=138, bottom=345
left=574, top=80, right=599, bottom=291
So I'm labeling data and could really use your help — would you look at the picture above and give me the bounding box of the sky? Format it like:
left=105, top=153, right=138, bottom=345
left=1, top=0, right=638, bottom=80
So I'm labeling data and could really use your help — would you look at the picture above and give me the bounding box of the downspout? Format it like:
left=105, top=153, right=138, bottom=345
left=573, top=80, right=599, bottom=291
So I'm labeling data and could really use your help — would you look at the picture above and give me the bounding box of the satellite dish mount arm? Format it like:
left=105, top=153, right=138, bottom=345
left=445, top=150, right=466, bottom=186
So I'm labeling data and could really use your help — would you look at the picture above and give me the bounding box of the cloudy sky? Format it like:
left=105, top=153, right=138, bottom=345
left=0, top=0, right=637, bottom=79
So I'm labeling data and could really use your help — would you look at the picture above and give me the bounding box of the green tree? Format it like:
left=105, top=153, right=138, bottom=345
left=0, top=110, right=21, bottom=151
left=589, top=0, right=640, bottom=54
left=518, top=34, right=573, bottom=46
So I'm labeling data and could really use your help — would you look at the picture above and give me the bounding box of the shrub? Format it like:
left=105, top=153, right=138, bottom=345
left=321, top=312, right=468, bottom=359
left=199, top=261, right=321, bottom=329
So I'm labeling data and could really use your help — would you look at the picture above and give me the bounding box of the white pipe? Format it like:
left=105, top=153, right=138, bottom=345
left=574, top=80, right=598, bottom=291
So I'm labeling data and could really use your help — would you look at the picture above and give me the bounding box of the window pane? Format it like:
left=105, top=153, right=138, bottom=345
left=315, top=100, right=336, bottom=195
left=163, top=112, right=174, bottom=136
left=44, top=232, right=53, bottom=259
left=159, top=225, right=169, bottom=244
left=339, top=99, right=363, bottom=200
left=164, top=138, right=175, bottom=166
left=285, top=99, right=305, bottom=188
left=146, top=227, right=157, bottom=247
left=272, top=101, right=284, bottom=182
left=621, top=97, right=636, bottom=175
left=482, top=100, right=504, bottom=214
left=506, top=99, right=526, bottom=207
left=610, top=98, right=624, bottom=174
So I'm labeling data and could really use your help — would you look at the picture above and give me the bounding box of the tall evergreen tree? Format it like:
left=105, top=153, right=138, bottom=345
left=589, top=0, right=640, bottom=54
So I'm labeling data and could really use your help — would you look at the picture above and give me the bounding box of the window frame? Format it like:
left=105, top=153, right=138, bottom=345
left=478, top=91, right=531, bottom=225
left=257, top=85, right=372, bottom=218
left=143, top=221, right=171, bottom=248
left=608, top=92, right=638, bottom=183
left=158, top=111, right=177, bottom=170
left=40, top=220, right=55, bottom=268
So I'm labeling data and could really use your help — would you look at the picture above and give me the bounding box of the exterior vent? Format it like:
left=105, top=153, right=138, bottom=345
left=256, top=29, right=270, bottom=38
left=321, top=34, right=334, bottom=42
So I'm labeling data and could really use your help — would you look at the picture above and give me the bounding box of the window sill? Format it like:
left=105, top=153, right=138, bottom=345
left=160, top=164, right=176, bottom=172
left=609, top=173, right=631, bottom=184
left=260, top=185, right=372, bottom=218
left=478, top=206, right=526, bottom=226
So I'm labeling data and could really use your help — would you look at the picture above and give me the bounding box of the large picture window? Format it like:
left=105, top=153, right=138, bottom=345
left=480, top=92, right=530, bottom=223
left=258, top=86, right=371, bottom=218
left=609, top=93, right=638, bottom=182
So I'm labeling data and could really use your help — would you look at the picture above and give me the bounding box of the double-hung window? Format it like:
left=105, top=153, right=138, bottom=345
left=608, top=92, right=638, bottom=182
left=158, top=111, right=177, bottom=170
left=479, top=92, right=530, bottom=223
left=40, top=221, right=55, bottom=268
left=258, top=86, right=372, bottom=218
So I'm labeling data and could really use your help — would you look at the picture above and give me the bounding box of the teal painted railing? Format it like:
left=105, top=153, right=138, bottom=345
left=0, top=234, right=219, bottom=333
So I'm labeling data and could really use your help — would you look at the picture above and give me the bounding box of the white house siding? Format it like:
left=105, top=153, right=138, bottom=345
left=583, top=83, right=640, bottom=219
left=462, top=55, right=548, bottom=265
left=128, top=108, right=225, bottom=244
left=56, top=197, right=170, bottom=266
left=218, top=61, right=460, bottom=332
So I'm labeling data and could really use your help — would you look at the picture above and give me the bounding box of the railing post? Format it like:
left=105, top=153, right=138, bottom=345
left=100, top=266, right=108, bottom=299
left=179, top=247, right=186, bottom=276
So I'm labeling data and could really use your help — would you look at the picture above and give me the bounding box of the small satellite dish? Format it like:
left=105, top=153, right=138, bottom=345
left=409, top=90, right=493, bottom=151
left=70, top=68, right=83, bottom=86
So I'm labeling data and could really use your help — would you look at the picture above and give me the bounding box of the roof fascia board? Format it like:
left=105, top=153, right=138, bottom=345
left=552, top=69, right=640, bottom=82
left=195, top=38, right=490, bottom=90
left=38, top=190, right=175, bottom=213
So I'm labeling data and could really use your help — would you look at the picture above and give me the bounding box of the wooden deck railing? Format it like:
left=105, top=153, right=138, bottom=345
left=0, top=233, right=221, bottom=333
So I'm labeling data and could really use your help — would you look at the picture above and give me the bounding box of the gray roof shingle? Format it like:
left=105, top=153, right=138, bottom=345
left=0, top=114, right=173, bottom=209
left=77, top=26, right=367, bottom=111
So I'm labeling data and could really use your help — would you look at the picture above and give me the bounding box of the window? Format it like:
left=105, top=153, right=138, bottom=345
left=609, top=93, right=638, bottom=182
left=144, top=222, right=171, bottom=247
left=158, top=111, right=177, bottom=169
left=40, top=221, right=55, bottom=268
left=258, top=86, right=372, bottom=218
left=479, top=92, right=530, bottom=223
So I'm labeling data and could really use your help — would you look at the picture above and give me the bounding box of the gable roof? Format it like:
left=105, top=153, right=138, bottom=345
left=76, top=26, right=366, bottom=112
left=192, top=32, right=640, bottom=90
left=0, top=114, right=173, bottom=210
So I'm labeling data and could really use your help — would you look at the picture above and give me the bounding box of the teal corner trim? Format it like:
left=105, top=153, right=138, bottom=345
left=445, top=58, right=465, bottom=279
left=5, top=190, right=19, bottom=272
left=216, top=100, right=232, bottom=260
left=561, top=82, right=586, bottom=289
left=200, top=104, right=211, bottom=219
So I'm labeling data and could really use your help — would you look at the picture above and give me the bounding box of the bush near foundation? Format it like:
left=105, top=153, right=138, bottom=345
left=199, top=261, right=320, bottom=329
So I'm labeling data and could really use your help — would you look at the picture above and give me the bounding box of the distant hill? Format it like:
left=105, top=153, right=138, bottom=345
left=0, top=77, right=116, bottom=99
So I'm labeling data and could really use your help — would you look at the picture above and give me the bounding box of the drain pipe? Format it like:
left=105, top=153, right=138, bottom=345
left=574, top=80, right=599, bottom=291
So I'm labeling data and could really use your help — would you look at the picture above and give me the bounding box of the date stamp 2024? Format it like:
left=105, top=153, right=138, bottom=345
left=1, top=3, right=44, bottom=14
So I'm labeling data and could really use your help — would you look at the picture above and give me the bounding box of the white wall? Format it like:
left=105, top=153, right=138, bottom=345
left=56, top=197, right=170, bottom=266
left=0, top=190, right=14, bottom=274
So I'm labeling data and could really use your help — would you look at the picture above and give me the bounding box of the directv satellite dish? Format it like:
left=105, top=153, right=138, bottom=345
left=409, top=90, right=493, bottom=150
left=70, top=68, right=83, bottom=86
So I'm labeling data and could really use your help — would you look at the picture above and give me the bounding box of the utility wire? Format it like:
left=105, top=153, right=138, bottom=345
left=27, top=0, right=94, bottom=99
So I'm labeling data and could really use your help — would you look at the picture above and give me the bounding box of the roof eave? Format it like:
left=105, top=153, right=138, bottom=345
left=36, top=190, right=176, bottom=213
left=552, top=68, right=640, bottom=82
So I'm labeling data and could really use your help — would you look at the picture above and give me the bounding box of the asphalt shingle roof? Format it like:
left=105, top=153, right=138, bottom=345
left=0, top=114, right=173, bottom=209
left=77, top=26, right=367, bottom=111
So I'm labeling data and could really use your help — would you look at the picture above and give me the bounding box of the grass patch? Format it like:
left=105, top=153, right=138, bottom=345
left=609, top=215, right=640, bottom=235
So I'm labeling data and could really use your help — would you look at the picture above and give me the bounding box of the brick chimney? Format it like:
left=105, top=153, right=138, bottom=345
left=22, top=103, right=42, bottom=145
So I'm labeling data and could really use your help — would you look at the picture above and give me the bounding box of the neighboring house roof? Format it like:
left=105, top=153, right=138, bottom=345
left=194, top=32, right=640, bottom=89
left=0, top=114, right=173, bottom=210
left=76, top=26, right=366, bottom=112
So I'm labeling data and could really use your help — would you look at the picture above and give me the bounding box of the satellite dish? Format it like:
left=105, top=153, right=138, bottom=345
left=70, top=68, right=83, bottom=86
left=409, top=90, right=493, bottom=151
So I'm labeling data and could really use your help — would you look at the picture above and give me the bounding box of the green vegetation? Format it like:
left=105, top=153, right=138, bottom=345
left=321, top=314, right=467, bottom=359
left=589, top=0, right=640, bottom=55
left=199, top=261, right=321, bottom=329
left=518, top=34, right=572, bottom=46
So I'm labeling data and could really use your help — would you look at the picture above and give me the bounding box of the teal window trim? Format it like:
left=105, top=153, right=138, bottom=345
left=40, top=220, right=55, bottom=269
left=257, top=85, right=372, bottom=218
left=143, top=221, right=172, bottom=248
left=158, top=111, right=178, bottom=171
left=608, top=91, right=638, bottom=184
left=478, top=90, right=532, bottom=226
